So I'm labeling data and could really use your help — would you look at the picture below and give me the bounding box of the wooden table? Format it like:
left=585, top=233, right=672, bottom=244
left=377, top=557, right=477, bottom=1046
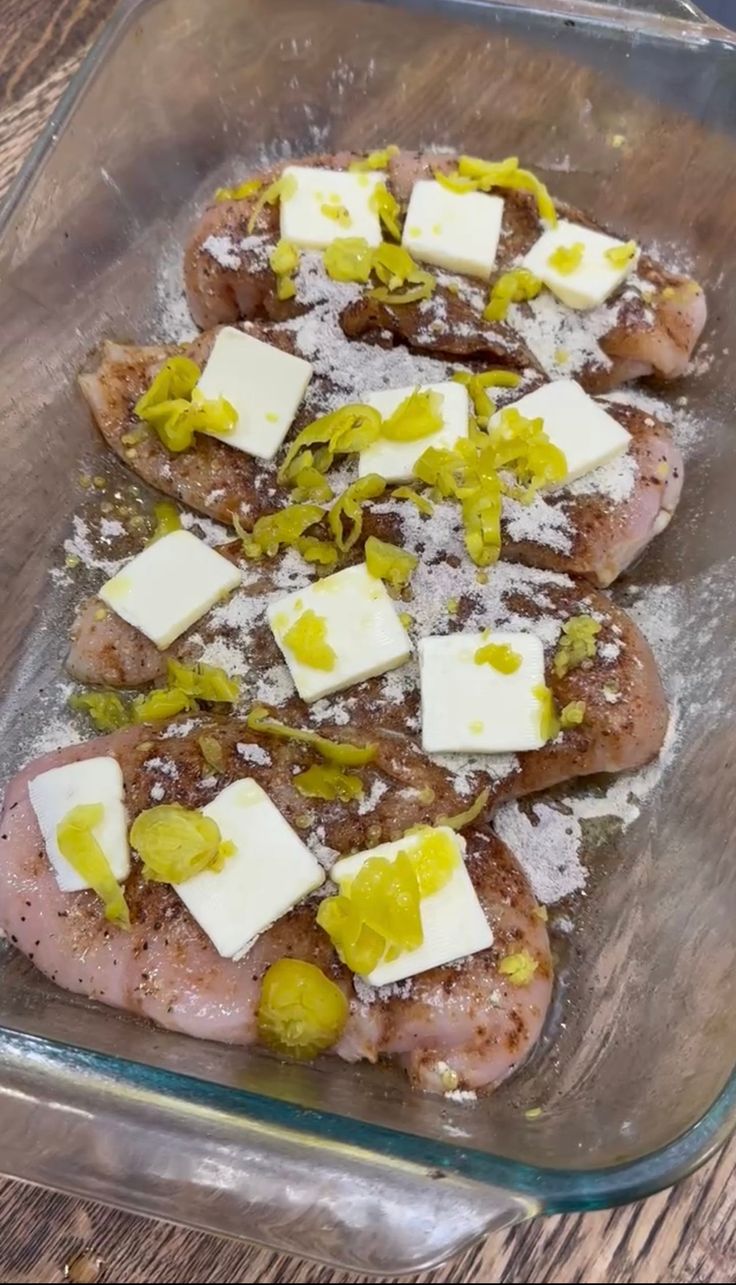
left=0, top=2, right=734, bottom=1282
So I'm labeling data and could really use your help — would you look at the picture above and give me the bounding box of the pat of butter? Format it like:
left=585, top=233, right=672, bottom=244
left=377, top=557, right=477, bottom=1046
left=420, top=631, right=546, bottom=754
left=332, top=827, right=492, bottom=986
left=358, top=381, right=470, bottom=483
left=402, top=180, right=504, bottom=280
left=492, top=380, right=631, bottom=485
left=99, top=530, right=241, bottom=650
left=28, top=756, right=129, bottom=893
left=195, top=327, right=313, bottom=461
left=268, top=562, right=411, bottom=703
left=173, top=778, right=324, bottom=959
left=280, top=166, right=382, bottom=249
left=523, top=218, right=639, bottom=310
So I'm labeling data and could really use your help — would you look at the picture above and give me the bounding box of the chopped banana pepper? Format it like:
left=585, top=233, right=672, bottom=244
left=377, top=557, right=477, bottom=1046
left=381, top=388, right=444, bottom=441
left=135, top=356, right=236, bottom=453
left=57, top=804, right=131, bottom=928
left=214, top=178, right=263, bottom=203
left=365, top=536, right=418, bottom=591
left=278, top=405, right=382, bottom=487
left=548, top=243, right=584, bottom=275
left=69, top=691, right=130, bottom=733
left=247, top=172, right=297, bottom=234
left=321, top=237, right=435, bottom=302
left=413, top=408, right=562, bottom=566
left=437, top=788, right=491, bottom=831
left=317, top=829, right=459, bottom=973
left=148, top=500, right=182, bottom=543
left=348, top=145, right=399, bottom=172
left=484, top=269, right=542, bottom=322
left=294, top=764, right=364, bottom=802
left=257, top=958, right=348, bottom=1059
left=534, top=684, right=560, bottom=743
left=456, top=155, right=557, bottom=226
left=474, top=642, right=522, bottom=673
left=499, top=949, right=538, bottom=986
left=328, top=474, right=386, bottom=551
left=559, top=700, right=586, bottom=729
left=130, top=803, right=234, bottom=883
left=246, top=706, right=376, bottom=766
left=269, top=239, right=300, bottom=300
left=370, top=182, right=402, bottom=240
left=605, top=240, right=637, bottom=268
left=553, top=616, right=601, bottom=677
left=283, top=609, right=336, bottom=670
left=235, top=504, right=325, bottom=559
left=198, top=734, right=226, bottom=773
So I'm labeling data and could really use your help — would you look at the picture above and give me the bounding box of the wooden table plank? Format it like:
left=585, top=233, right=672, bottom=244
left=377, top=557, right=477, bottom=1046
left=0, top=4, right=734, bottom=1283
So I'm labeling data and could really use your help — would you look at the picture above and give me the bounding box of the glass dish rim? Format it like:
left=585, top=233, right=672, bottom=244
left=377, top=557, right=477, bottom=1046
left=1, top=0, right=734, bottom=1216
left=4, top=1025, right=735, bottom=1212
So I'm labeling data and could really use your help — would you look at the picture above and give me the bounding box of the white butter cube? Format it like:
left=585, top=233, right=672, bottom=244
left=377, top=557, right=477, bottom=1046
left=173, top=779, right=324, bottom=958
left=332, top=827, right=492, bottom=986
left=420, top=632, right=546, bottom=754
left=280, top=166, right=382, bottom=249
left=402, top=180, right=504, bottom=280
left=358, top=381, right=470, bottom=483
left=523, top=218, right=639, bottom=310
left=268, top=562, right=411, bottom=703
left=492, top=380, right=631, bottom=485
left=100, top=530, right=241, bottom=650
left=195, top=327, right=312, bottom=461
left=28, top=756, right=129, bottom=893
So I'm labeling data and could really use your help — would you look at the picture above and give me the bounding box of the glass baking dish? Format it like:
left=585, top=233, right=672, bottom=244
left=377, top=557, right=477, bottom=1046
left=0, top=0, right=735, bottom=1272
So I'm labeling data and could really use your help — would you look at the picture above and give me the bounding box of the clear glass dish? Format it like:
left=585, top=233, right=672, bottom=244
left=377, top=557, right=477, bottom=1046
left=0, top=0, right=734, bottom=1272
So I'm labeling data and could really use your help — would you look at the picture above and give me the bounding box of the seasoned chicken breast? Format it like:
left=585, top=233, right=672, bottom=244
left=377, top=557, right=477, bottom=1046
left=0, top=720, right=551, bottom=1093
left=183, top=149, right=705, bottom=390
left=79, top=330, right=682, bottom=587
left=66, top=550, right=668, bottom=811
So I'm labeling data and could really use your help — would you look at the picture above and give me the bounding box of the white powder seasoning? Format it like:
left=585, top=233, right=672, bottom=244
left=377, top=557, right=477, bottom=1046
left=189, top=635, right=250, bottom=678
left=566, top=451, right=638, bottom=505
left=357, top=777, right=389, bottom=815
left=30, top=718, right=84, bottom=757
left=143, top=757, right=180, bottom=779
left=502, top=492, right=573, bottom=553
left=154, top=235, right=198, bottom=343
left=491, top=557, right=715, bottom=913
left=509, top=290, right=613, bottom=381
left=202, top=234, right=242, bottom=271
left=431, top=750, right=518, bottom=794
left=236, top=742, right=272, bottom=767
left=64, top=515, right=126, bottom=576
left=599, top=641, right=621, bottom=663
left=309, top=696, right=352, bottom=726
left=99, top=518, right=126, bottom=539
left=164, top=718, right=200, bottom=738
left=353, top=975, right=414, bottom=1005
left=180, top=511, right=230, bottom=546
left=282, top=253, right=453, bottom=409
left=493, top=799, right=588, bottom=905
left=603, top=386, right=703, bottom=451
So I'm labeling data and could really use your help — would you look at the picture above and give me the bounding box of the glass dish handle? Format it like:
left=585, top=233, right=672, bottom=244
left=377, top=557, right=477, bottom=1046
left=0, top=1032, right=538, bottom=1274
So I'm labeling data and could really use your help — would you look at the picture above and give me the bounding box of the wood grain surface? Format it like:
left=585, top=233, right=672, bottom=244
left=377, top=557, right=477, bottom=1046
left=0, top=2, right=734, bottom=1283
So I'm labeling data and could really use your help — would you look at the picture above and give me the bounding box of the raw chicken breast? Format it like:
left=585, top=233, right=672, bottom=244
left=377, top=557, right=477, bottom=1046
left=0, top=720, right=551, bottom=1092
left=79, top=334, right=682, bottom=587
left=183, top=149, right=705, bottom=389
left=66, top=560, right=668, bottom=811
